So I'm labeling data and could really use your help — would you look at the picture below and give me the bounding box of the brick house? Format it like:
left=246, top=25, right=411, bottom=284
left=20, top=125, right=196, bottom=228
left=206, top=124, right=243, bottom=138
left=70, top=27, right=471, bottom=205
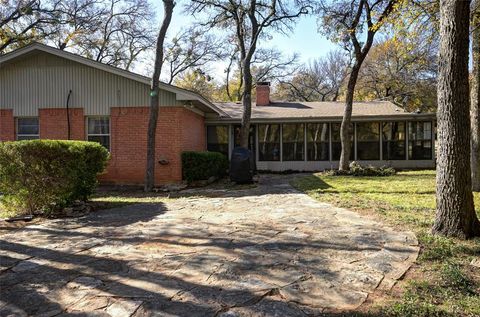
left=0, top=44, right=436, bottom=185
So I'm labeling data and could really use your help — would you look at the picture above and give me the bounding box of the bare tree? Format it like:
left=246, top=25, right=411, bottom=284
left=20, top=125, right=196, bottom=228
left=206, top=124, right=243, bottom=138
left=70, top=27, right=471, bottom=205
left=53, top=0, right=103, bottom=50
left=223, top=47, right=300, bottom=102
left=144, top=0, right=175, bottom=192
left=275, top=50, right=350, bottom=102
left=433, top=0, right=480, bottom=239
left=0, top=0, right=61, bottom=52
left=1, top=0, right=155, bottom=71
left=253, top=48, right=299, bottom=83
left=471, top=0, right=480, bottom=191
left=73, top=0, right=155, bottom=70
left=316, top=0, right=399, bottom=170
left=188, top=0, right=310, bottom=148
left=163, top=26, right=224, bottom=84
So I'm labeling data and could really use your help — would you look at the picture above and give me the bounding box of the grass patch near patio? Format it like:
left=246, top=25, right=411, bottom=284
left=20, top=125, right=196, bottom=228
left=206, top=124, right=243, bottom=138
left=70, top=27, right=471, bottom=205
left=90, top=191, right=170, bottom=210
left=292, top=170, right=480, bottom=317
left=90, top=178, right=257, bottom=210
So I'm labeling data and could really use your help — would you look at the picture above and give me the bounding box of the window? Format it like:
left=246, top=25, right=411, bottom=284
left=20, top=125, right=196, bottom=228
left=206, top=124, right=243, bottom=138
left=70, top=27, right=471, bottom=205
left=282, top=123, right=305, bottom=161
left=207, top=126, right=229, bottom=157
left=87, top=117, right=110, bottom=149
left=382, top=122, right=406, bottom=160
left=356, top=122, right=380, bottom=160
left=307, top=123, right=329, bottom=161
left=408, top=121, right=432, bottom=160
left=331, top=123, right=354, bottom=161
left=258, top=124, right=280, bottom=161
left=17, top=117, right=39, bottom=140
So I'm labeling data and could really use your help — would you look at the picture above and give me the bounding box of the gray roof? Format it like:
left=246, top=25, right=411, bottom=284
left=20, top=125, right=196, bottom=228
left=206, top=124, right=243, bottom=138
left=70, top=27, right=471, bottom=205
left=211, top=101, right=435, bottom=121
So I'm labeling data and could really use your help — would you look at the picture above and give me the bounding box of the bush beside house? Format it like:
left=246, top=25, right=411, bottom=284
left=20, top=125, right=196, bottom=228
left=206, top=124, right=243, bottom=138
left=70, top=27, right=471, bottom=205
left=182, top=151, right=228, bottom=183
left=0, top=140, right=109, bottom=217
left=327, top=161, right=396, bottom=177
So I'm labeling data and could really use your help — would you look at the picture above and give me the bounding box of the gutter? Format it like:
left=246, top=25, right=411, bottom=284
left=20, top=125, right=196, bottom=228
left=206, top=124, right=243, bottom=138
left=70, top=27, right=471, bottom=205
left=204, top=114, right=437, bottom=124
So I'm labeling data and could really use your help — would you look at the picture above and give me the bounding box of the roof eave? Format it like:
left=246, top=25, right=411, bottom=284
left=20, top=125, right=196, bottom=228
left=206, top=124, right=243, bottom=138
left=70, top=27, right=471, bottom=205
left=205, top=113, right=437, bottom=124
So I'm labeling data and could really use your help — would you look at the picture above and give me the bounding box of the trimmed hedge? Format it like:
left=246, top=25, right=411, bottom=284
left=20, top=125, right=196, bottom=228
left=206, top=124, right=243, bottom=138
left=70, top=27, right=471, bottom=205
left=0, top=140, right=109, bottom=217
left=182, top=151, right=228, bottom=182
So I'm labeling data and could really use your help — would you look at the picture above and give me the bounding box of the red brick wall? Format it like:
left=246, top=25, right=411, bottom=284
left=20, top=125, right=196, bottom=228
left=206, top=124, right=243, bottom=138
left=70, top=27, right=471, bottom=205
left=1, top=106, right=205, bottom=185
left=182, top=109, right=206, bottom=151
left=256, top=84, right=271, bottom=106
left=101, top=106, right=206, bottom=185
left=0, top=109, right=15, bottom=141
left=39, top=108, right=85, bottom=140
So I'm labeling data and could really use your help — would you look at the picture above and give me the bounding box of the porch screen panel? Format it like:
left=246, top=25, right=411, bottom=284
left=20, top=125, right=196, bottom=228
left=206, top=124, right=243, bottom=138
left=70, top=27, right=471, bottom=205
left=331, top=123, right=354, bottom=160
left=258, top=124, right=280, bottom=161
left=282, top=123, right=305, bottom=161
left=307, top=123, right=329, bottom=161
left=233, top=125, right=256, bottom=152
left=408, top=121, right=432, bottom=160
left=382, top=122, right=406, bottom=160
left=207, top=126, right=229, bottom=157
left=356, top=122, right=380, bottom=160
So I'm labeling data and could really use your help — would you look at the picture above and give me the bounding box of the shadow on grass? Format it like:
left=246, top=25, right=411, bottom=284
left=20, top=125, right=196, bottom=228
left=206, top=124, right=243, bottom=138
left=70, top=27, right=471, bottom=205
left=292, top=174, right=436, bottom=195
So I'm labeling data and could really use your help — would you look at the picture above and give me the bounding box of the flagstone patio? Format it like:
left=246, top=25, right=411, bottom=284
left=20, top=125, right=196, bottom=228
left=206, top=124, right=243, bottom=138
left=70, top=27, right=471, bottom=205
left=0, top=175, right=419, bottom=317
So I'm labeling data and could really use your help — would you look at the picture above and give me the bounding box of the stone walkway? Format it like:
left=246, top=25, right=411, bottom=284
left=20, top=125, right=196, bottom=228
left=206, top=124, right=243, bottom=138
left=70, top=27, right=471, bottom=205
left=0, top=175, right=419, bottom=317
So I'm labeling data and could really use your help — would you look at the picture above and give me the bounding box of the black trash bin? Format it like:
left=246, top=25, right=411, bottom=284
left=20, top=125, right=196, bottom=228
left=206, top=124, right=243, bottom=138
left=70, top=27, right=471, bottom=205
left=230, top=147, right=254, bottom=183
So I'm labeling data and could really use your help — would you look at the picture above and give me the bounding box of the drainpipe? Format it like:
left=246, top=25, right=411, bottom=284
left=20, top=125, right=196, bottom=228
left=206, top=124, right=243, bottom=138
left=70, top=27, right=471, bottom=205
left=66, top=90, right=72, bottom=140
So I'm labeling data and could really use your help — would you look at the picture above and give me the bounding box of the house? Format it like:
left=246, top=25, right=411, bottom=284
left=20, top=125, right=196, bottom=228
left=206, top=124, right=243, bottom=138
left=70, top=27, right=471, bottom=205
left=0, top=44, right=436, bottom=185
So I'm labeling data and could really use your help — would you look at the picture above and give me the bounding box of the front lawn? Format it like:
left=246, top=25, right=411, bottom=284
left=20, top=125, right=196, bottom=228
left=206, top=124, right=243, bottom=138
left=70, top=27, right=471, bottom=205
left=292, top=170, right=480, bottom=317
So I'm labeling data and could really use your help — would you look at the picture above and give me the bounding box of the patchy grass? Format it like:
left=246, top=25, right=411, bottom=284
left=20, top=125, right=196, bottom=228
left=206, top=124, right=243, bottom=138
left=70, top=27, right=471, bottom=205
left=90, top=191, right=170, bottom=210
left=292, top=170, right=480, bottom=317
left=91, top=178, right=257, bottom=210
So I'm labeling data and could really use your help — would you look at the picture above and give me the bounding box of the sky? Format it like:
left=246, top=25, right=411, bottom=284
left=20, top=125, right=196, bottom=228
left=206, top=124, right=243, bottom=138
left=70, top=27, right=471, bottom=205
left=147, top=1, right=338, bottom=81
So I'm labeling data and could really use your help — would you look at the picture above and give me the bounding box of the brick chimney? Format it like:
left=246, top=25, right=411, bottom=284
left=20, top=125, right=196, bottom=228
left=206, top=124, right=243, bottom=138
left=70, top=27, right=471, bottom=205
left=256, top=82, right=270, bottom=106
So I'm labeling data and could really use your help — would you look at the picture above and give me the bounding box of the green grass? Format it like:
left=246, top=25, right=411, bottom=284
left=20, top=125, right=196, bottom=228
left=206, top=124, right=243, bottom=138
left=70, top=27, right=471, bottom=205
left=90, top=179, right=257, bottom=210
left=291, top=170, right=480, bottom=317
left=292, top=170, right=480, bottom=228
left=90, top=190, right=171, bottom=210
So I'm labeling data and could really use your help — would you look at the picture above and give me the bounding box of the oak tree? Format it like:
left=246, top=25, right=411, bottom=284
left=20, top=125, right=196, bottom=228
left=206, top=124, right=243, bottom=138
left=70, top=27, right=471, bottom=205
left=433, top=0, right=480, bottom=239
left=355, top=34, right=438, bottom=111
left=187, top=0, right=310, bottom=148
left=471, top=0, right=480, bottom=191
left=316, top=0, right=399, bottom=170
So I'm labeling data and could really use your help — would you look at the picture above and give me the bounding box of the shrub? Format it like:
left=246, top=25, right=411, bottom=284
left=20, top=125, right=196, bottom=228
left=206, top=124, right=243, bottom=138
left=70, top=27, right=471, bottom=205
left=182, top=151, right=228, bottom=183
left=0, top=140, right=109, bottom=217
left=327, top=161, right=396, bottom=177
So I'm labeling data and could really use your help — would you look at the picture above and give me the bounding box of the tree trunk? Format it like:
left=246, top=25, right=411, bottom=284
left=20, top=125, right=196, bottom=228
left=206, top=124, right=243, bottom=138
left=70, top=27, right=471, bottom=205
left=239, top=60, right=253, bottom=148
left=144, top=0, right=175, bottom=192
left=471, top=0, right=480, bottom=192
left=339, top=63, right=361, bottom=170
left=433, top=0, right=480, bottom=238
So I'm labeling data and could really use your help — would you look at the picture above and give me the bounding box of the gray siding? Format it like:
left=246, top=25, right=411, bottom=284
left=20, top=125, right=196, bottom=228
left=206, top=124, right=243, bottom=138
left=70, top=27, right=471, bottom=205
left=0, top=51, right=177, bottom=116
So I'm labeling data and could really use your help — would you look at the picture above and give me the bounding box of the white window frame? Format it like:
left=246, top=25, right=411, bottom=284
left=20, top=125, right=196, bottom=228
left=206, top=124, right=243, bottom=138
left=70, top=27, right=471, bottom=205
left=16, top=117, right=40, bottom=140
left=86, top=116, right=111, bottom=150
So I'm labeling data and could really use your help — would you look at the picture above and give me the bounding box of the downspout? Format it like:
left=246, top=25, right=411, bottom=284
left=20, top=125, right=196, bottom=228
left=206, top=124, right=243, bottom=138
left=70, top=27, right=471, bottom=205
left=66, top=90, right=72, bottom=140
